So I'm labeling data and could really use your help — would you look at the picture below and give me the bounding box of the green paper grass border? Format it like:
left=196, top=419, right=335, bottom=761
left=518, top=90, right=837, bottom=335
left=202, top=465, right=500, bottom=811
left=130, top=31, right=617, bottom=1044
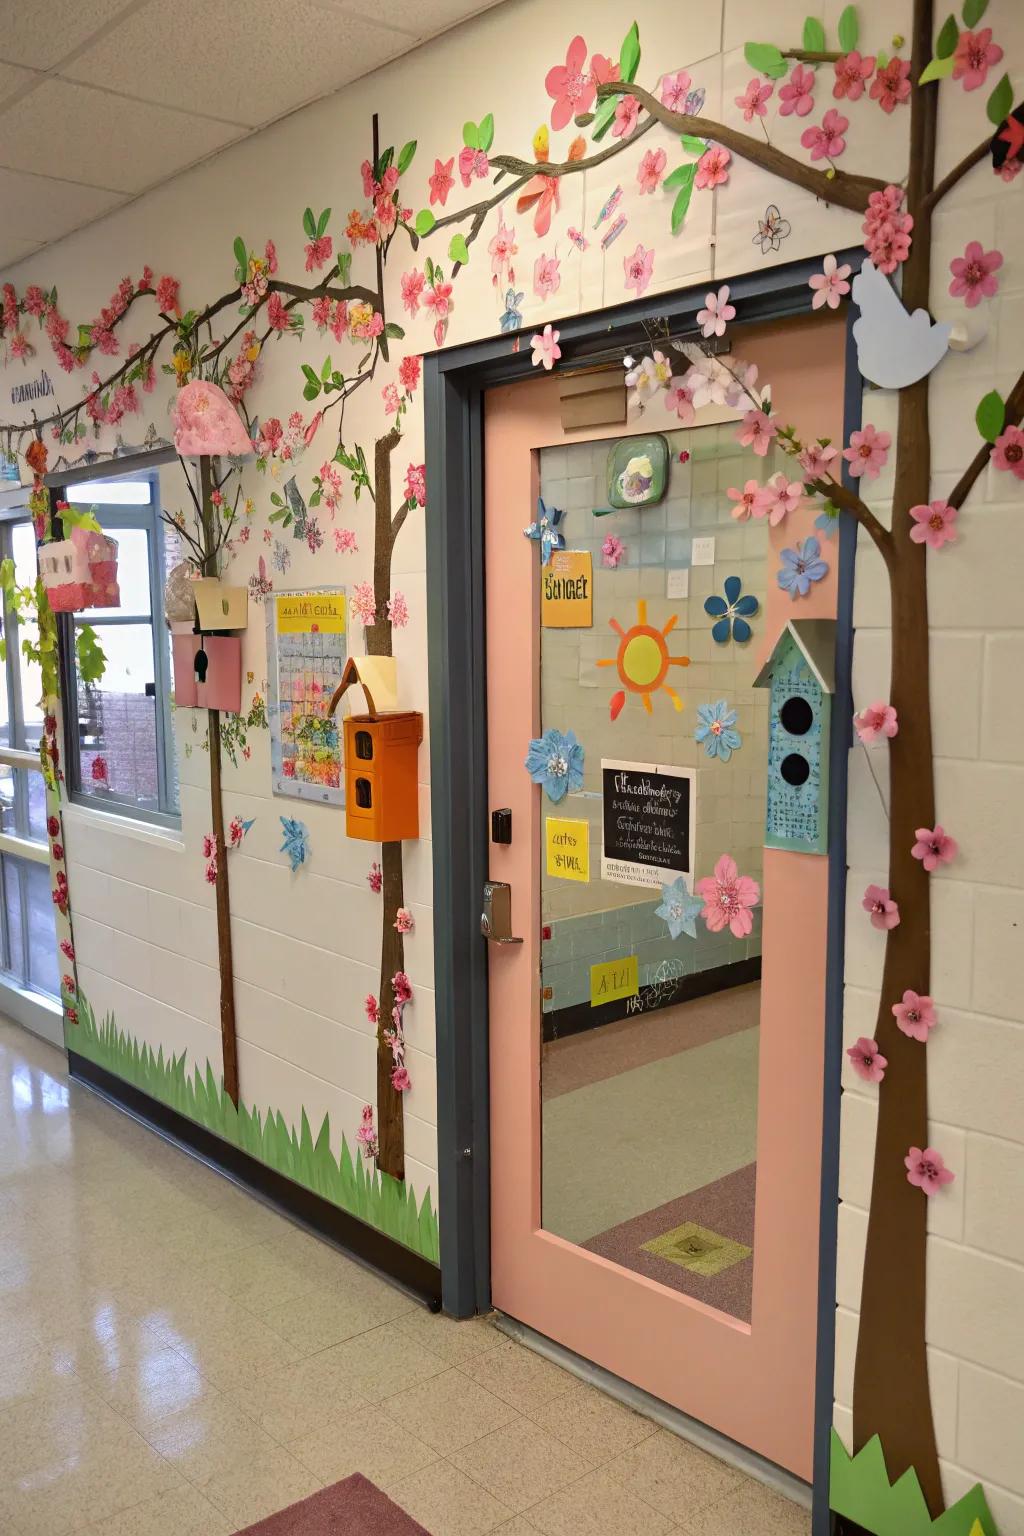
left=830, top=1429, right=997, bottom=1536
left=69, top=995, right=440, bottom=1265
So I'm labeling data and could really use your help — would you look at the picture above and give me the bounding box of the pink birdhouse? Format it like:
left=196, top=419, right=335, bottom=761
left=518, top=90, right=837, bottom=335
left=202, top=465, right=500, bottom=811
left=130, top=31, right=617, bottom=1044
left=40, top=525, right=120, bottom=612
left=173, top=380, right=253, bottom=458
left=73, top=525, right=120, bottom=608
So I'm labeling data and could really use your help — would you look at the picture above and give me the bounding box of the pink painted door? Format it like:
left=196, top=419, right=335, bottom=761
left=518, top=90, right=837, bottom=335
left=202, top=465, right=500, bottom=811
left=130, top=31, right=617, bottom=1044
left=484, top=317, right=846, bottom=1479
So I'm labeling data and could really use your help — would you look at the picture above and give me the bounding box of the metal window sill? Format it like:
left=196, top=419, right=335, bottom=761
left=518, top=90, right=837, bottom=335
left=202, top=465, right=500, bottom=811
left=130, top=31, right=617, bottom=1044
left=61, top=800, right=185, bottom=852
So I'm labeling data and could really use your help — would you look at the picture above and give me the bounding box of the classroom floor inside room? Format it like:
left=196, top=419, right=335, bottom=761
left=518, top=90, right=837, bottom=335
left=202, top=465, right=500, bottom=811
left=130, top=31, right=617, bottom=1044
left=0, top=1015, right=808, bottom=1536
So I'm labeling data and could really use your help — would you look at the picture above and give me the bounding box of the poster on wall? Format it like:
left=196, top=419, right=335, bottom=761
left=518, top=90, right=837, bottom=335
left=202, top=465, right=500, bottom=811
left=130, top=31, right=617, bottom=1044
left=601, top=758, right=695, bottom=889
left=267, top=588, right=347, bottom=805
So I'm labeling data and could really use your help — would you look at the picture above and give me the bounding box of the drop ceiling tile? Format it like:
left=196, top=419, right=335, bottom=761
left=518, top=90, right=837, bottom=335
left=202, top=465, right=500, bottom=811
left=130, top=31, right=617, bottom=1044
left=0, top=235, right=43, bottom=274
left=330, top=0, right=504, bottom=35
left=65, top=0, right=402, bottom=128
left=0, top=61, right=40, bottom=104
left=0, top=167, right=126, bottom=242
left=0, top=79, right=244, bottom=192
left=0, top=0, right=138, bottom=69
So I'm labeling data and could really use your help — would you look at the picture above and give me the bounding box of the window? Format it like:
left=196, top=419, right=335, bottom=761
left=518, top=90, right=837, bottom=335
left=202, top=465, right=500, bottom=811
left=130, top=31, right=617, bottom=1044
left=57, top=461, right=180, bottom=826
left=0, top=500, right=59, bottom=1005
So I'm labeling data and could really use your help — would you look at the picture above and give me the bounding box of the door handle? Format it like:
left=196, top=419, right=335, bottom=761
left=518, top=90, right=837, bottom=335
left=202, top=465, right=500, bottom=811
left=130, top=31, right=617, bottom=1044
left=480, top=881, right=523, bottom=944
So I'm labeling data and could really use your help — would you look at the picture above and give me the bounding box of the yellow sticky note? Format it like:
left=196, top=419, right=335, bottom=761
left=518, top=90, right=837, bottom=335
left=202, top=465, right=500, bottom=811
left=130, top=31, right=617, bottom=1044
left=546, top=818, right=590, bottom=882
left=542, top=550, right=593, bottom=628
left=275, top=592, right=346, bottom=635
left=590, top=955, right=639, bottom=1007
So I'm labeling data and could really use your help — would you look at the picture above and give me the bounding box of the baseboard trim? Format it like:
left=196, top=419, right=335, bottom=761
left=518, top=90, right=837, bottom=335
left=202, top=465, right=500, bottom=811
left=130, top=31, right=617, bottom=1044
left=67, top=1049, right=443, bottom=1309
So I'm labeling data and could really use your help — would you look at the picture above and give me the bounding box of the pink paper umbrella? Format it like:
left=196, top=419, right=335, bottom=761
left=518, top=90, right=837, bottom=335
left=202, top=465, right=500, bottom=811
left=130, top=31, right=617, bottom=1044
left=173, top=379, right=254, bottom=457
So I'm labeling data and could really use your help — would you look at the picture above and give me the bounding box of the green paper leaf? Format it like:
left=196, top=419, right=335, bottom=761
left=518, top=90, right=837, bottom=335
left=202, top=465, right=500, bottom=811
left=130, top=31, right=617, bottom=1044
left=802, top=16, right=826, bottom=51
left=414, top=208, right=436, bottom=237
left=315, top=207, right=331, bottom=238
left=919, top=54, right=955, bottom=81
left=320, top=355, right=332, bottom=382
left=232, top=235, right=247, bottom=272
left=397, top=139, right=417, bottom=174
left=302, top=207, right=316, bottom=238
left=986, top=72, right=1012, bottom=125
left=337, top=251, right=352, bottom=286
left=478, top=113, right=494, bottom=152
left=876, top=49, right=889, bottom=67
left=935, top=12, right=959, bottom=56
left=448, top=233, right=470, bottom=266
left=619, top=21, right=641, bottom=84
left=670, top=164, right=697, bottom=235
left=663, top=162, right=693, bottom=189
left=462, top=119, right=480, bottom=149
left=976, top=389, right=1005, bottom=443
left=962, top=0, right=988, bottom=26
left=590, top=93, right=618, bottom=141
left=384, top=322, right=405, bottom=340
left=837, top=5, right=859, bottom=50
left=744, top=41, right=788, bottom=78
left=679, top=133, right=707, bottom=153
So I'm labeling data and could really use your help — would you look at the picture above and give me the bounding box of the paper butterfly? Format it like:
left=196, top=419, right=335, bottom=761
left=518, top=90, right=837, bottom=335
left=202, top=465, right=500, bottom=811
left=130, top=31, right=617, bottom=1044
left=279, top=816, right=311, bottom=872
left=753, top=205, right=792, bottom=256
left=567, top=227, right=589, bottom=252
left=499, top=288, right=524, bottom=333
left=523, top=497, right=565, bottom=566
left=684, top=86, right=705, bottom=115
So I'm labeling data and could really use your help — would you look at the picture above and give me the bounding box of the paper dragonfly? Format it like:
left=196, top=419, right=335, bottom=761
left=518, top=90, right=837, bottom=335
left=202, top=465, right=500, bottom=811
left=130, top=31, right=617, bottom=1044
left=523, top=497, right=566, bottom=565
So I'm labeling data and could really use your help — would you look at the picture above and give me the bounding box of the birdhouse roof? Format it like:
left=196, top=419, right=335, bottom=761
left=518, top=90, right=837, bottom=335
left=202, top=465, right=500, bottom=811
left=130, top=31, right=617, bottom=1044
left=752, top=619, right=836, bottom=693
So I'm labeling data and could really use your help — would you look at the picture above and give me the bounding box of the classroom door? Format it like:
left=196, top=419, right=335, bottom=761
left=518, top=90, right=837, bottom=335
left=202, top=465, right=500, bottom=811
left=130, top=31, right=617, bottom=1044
left=483, top=315, right=845, bottom=1477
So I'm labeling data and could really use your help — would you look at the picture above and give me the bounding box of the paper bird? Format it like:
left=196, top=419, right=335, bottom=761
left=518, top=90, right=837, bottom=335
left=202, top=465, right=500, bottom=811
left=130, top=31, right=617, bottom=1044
left=851, top=259, right=950, bottom=390
left=279, top=816, right=310, bottom=872
left=523, top=497, right=566, bottom=566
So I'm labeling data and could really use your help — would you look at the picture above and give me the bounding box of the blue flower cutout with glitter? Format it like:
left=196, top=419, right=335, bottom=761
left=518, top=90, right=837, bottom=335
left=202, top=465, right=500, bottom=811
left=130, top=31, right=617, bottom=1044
left=695, top=700, right=743, bottom=762
left=500, top=288, right=525, bottom=333
left=279, top=816, right=310, bottom=871
left=814, top=502, right=841, bottom=540
left=704, top=575, right=759, bottom=644
left=655, top=877, right=703, bottom=940
left=778, top=537, right=829, bottom=600
left=524, top=728, right=584, bottom=803
left=523, top=497, right=566, bottom=566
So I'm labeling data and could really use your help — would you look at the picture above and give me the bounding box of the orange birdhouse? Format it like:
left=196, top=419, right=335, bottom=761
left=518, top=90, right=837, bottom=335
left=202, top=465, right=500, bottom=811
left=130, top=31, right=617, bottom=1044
left=329, top=657, right=422, bottom=842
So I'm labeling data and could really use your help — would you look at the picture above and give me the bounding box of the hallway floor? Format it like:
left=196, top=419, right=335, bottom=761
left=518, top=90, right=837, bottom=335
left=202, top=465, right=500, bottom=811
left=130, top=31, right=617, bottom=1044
left=0, top=1017, right=810, bottom=1536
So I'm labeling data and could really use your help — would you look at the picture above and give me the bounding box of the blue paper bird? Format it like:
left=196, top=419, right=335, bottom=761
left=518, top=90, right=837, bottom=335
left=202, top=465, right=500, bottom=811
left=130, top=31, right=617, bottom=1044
left=523, top=497, right=566, bottom=566
left=279, top=816, right=310, bottom=872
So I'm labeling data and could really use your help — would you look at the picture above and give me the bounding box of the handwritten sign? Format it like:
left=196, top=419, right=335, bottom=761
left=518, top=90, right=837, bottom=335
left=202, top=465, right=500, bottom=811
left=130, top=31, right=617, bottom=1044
left=542, top=550, right=592, bottom=628
left=590, top=955, right=639, bottom=1007
left=601, top=758, right=695, bottom=889
left=545, top=817, right=590, bottom=882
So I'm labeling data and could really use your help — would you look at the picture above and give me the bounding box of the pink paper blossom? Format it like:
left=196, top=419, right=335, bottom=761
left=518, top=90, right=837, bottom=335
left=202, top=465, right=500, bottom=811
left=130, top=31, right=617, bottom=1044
left=266, top=293, right=290, bottom=331
left=367, top=861, right=382, bottom=893
left=660, top=70, right=692, bottom=111
left=728, top=480, right=771, bottom=521
left=351, top=582, right=377, bottom=627
left=909, top=499, right=957, bottom=549
left=695, top=145, right=731, bottom=189
left=697, top=285, right=735, bottom=339
left=871, top=56, right=911, bottom=112
left=737, top=409, right=779, bottom=457
left=862, top=185, right=914, bottom=274
left=863, top=884, right=900, bottom=930
left=458, top=146, right=489, bottom=187
left=429, top=156, right=455, bottom=206
left=763, top=474, right=804, bottom=526
left=665, top=380, right=697, bottom=423
left=892, top=990, right=937, bottom=1042
left=952, top=27, right=1003, bottom=91
left=992, top=424, right=1024, bottom=479
left=391, top=1065, right=412, bottom=1093
left=998, top=157, right=1022, bottom=183
left=394, top=907, right=415, bottom=934
left=612, top=95, right=640, bottom=138
left=204, top=860, right=218, bottom=885
left=155, top=274, right=180, bottom=313
left=779, top=63, right=816, bottom=117
left=847, top=1036, right=888, bottom=1083
left=637, top=147, right=667, bottom=193
left=401, top=269, right=425, bottom=316
left=365, top=994, right=380, bottom=1025
left=399, top=355, right=421, bottom=393
left=799, top=441, right=839, bottom=480
left=911, top=824, right=958, bottom=872
left=382, top=383, right=400, bottom=416
left=736, top=78, right=773, bottom=120
left=948, top=241, right=1002, bottom=307
left=334, top=528, right=358, bottom=554
left=387, top=591, right=409, bottom=628
left=393, top=970, right=413, bottom=1005
left=356, top=1104, right=378, bottom=1159
left=697, top=854, right=760, bottom=938
left=601, top=534, right=626, bottom=568
left=833, top=51, right=875, bottom=100
left=530, top=323, right=561, bottom=370
left=60, top=939, right=76, bottom=961
left=809, top=253, right=852, bottom=309
left=623, top=244, right=655, bottom=296
left=545, top=35, right=596, bottom=130
left=488, top=216, right=517, bottom=284
left=304, top=234, right=333, bottom=273
left=405, top=463, right=426, bottom=507
left=202, top=834, right=215, bottom=859
left=801, top=107, right=849, bottom=161
left=905, top=1146, right=955, bottom=1196
left=854, top=702, right=898, bottom=744
left=533, top=252, right=561, bottom=299
left=843, top=424, right=891, bottom=479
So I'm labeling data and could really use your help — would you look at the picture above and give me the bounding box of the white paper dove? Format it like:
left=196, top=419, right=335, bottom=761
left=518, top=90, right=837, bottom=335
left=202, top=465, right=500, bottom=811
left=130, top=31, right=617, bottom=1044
left=851, top=259, right=951, bottom=390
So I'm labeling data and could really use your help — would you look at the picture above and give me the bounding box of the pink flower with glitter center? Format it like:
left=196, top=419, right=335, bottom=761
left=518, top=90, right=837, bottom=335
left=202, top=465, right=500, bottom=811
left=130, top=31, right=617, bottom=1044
left=909, top=500, right=957, bottom=549
left=696, top=854, right=760, bottom=938
left=843, top=424, right=891, bottom=479
left=892, top=990, right=937, bottom=1042
left=854, top=702, right=898, bottom=744
left=847, top=1037, right=887, bottom=1083
left=911, top=824, right=958, bottom=872
left=779, top=63, right=816, bottom=117
left=992, top=425, right=1024, bottom=479
left=905, top=1146, right=955, bottom=1195
left=862, top=884, right=900, bottom=930
left=948, top=241, right=1002, bottom=307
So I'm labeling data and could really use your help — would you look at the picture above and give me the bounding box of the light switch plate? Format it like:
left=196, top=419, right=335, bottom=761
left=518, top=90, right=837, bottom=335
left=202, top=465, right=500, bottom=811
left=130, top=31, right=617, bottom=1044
left=666, top=568, right=690, bottom=599
left=691, top=536, right=716, bottom=566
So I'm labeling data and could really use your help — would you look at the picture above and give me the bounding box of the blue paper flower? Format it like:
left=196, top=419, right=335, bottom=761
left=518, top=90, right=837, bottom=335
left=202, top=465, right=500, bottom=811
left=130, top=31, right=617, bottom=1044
left=704, top=575, right=760, bottom=644
left=695, top=700, right=743, bottom=761
left=279, top=816, right=310, bottom=871
left=524, top=728, right=584, bottom=803
left=814, top=502, right=841, bottom=540
left=499, top=288, right=524, bottom=333
left=777, top=537, right=829, bottom=599
left=655, top=877, right=703, bottom=940
left=523, top=497, right=566, bottom=566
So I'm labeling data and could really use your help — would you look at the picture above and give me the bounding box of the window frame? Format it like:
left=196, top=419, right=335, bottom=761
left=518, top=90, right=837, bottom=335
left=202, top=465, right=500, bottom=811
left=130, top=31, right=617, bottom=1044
left=51, top=451, right=181, bottom=830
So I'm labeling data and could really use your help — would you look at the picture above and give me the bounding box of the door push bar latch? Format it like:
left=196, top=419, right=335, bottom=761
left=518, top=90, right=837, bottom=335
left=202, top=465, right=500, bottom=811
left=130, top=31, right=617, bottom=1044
left=480, top=881, right=523, bottom=944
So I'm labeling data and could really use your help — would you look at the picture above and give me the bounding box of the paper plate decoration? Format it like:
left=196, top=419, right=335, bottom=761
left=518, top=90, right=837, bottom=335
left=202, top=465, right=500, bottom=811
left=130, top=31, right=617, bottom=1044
left=524, top=727, right=584, bottom=803
left=851, top=259, right=950, bottom=390
left=172, top=379, right=254, bottom=458
left=704, top=577, right=759, bottom=643
left=606, top=434, right=668, bottom=508
left=597, top=599, right=690, bottom=719
left=40, top=525, right=120, bottom=613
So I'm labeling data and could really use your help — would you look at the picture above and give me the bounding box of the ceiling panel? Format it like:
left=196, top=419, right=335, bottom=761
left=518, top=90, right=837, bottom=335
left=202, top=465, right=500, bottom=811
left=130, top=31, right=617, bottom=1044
left=0, top=60, right=39, bottom=104
left=65, top=0, right=403, bottom=128
left=0, top=0, right=140, bottom=70
left=0, top=167, right=126, bottom=243
left=0, top=79, right=244, bottom=193
left=333, top=0, right=503, bottom=32
left=0, top=236, right=43, bottom=272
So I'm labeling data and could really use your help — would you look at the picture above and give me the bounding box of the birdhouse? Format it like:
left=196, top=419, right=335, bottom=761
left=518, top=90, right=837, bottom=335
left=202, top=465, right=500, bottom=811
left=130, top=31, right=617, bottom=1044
left=753, top=619, right=836, bottom=855
left=40, top=525, right=120, bottom=613
left=171, top=633, right=242, bottom=713
left=328, top=657, right=422, bottom=842
left=192, top=577, right=248, bottom=631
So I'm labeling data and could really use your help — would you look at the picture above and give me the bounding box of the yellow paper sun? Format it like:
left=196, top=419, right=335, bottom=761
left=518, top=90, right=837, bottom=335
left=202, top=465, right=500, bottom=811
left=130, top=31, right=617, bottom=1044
left=597, top=600, right=690, bottom=720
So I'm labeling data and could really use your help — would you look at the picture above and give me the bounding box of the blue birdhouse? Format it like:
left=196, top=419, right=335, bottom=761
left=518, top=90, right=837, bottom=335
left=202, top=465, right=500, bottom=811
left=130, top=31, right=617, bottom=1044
left=753, top=620, right=836, bottom=855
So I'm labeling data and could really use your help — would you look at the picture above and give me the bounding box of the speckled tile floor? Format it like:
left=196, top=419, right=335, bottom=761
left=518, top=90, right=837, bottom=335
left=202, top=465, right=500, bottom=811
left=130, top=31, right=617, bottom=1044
left=0, top=1017, right=811, bottom=1535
